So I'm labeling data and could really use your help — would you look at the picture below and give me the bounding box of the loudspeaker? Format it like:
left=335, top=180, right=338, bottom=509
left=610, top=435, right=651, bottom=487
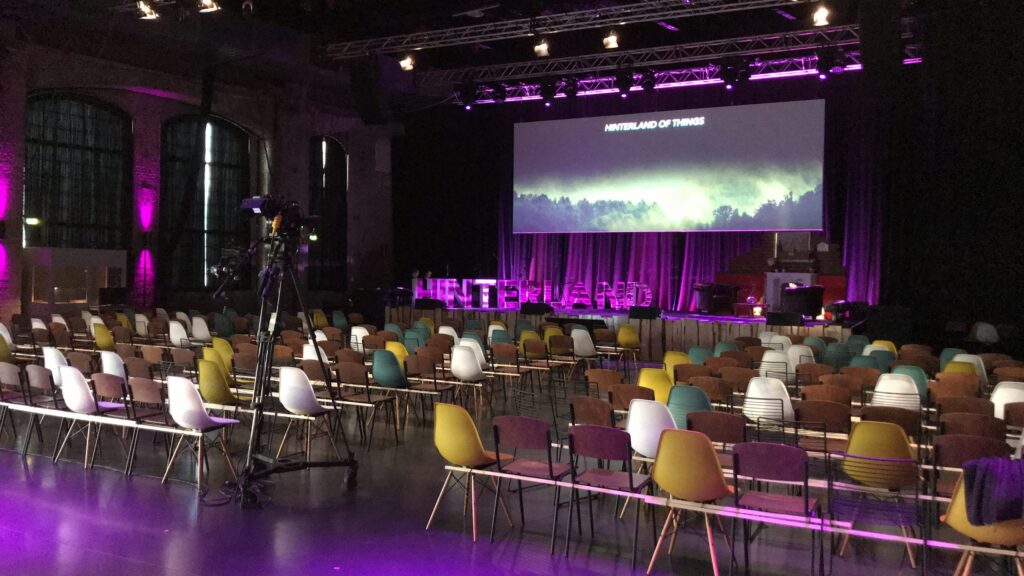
left=766, top=312, right=804, bottom=327
left=520, top=302, right=553, bottom=315
left=628, top=306, right=660, bottom=320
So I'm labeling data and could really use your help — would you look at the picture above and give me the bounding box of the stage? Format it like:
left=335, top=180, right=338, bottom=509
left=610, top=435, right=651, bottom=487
left=385, top=306, right=851, bottom=362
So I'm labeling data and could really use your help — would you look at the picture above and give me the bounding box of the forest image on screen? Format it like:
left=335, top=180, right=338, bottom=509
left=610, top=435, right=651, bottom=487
left=513, top=100, right=825, bottom=233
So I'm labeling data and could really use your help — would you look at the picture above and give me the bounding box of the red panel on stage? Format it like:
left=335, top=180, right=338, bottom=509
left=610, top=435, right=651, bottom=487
left=714, top=273, right=847, bottom=306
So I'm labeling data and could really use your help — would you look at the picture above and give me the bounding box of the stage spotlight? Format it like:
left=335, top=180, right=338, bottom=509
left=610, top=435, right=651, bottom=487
left=719, top=59, right=749, bottom=90
left=815, top=49, right=837, bottom=79
left=614, top=69, right=633, bottom=97
left=399, top=55, right=414, bottom=71
left=603, top=31, right=618, bottom=50
left=534, top=40, right=549, bottom=57
left=563, top=76, right=579, bottom=98
left=538, top=79, right=558, bottom=106
left=813, top=5, right=829, bottom=26
left=137, top=1, right=159, bottom=19
left=490, top=83, right=508, bottom=103
left=640, top=69, right=657, bottom=91
left=199, top=0, right=220, bottom=12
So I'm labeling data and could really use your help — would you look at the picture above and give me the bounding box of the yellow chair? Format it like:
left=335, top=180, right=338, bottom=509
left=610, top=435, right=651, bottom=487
left=116, top=312, right=132, bottom=329
left=93, top=324, right=116, bottom=352
left=0, top=337, right=12, bottom=363
left=542, top=326, right=562, bottom=345
left=425, top=403, right=511, bottom=541
left=418, top=316, right=435, bottom=335
left=944, top=476, right=1024, bottom=575
left=648, top=429, right=733, bottom=575
left=311, top=309, right=329, bottom=330
left=663, top=350, right=691, bottom=382
left=211, top=337, right=234, bottom=375
left=872, top=339, right=898, bottom=355
left=489, top=320, right=507, bottom=330
left=385, top=341, right=409, bottom=374
left=198, top=358, right=237, bottom=406
left=203, top=347, right=232, bottom=382
left=617, top=324, right=641, bottom=376
left=944, top=361, right=977, bottom=375
left=519, top=330, right=545, bottom=360
left=638, top=367, right=673, bottom=404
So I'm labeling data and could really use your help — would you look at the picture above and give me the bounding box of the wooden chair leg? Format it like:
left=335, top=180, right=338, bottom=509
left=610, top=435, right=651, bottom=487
left=647, top=509, right=677, bottom=575
left=705, top=513, right=721, bottom=576
left=899, top=525, right=917, bottom=569
left=161, top=435, right=186, bottom=484
left=425, top=471, right=454, bottom=531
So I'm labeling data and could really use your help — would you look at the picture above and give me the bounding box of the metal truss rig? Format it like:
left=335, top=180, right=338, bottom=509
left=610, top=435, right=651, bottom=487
left=418, top=20, right=916, bottom=87
left=323, top=0, right=817, bottom=59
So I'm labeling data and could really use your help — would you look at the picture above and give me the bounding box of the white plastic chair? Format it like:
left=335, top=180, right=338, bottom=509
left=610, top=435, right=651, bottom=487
left=439, top=326, right=460, bottom=341
left=42, top=347, right=68, bottom=387
left=570, top=328, right=600, bottom=359
left=314, top=330, right=328, bottom=342
left=757, top=331, right=777, bottom=344
left=951, top=353, right=989, bottom=388
left=302, top=343, right=328, bottom=361
left=459, top=337, right=490, bottom=370
left=168, top=321, right=190, bottom=348
left=50, top=314, right=69, bottom=329
left=486, top=324, right=504, bottom=345
left=134, top=313, right=149, bottom=338
left=277, top=367, right=340, bottom=460
left=743, top=376, right=794, bottom=422
left=990, top=381, right=1024, bottom=420
left=175, top=312, right=192, bottom=335
left=100, top=350, right=127, bottom=380
left=759, top=350, right=791, bottom=384
left=191, top=316, right=213, bottom=343
left=54, top=366, right=124, bottom=467
left=787, top=344, right=816, bottom=370
left=626, top=399, right=677, bottom=459
left=162, top=376, right=239, bottom=487
left=31, top=318, right=47, bottom=331
left=451, top=345, right=486, bottom=383
left=155, top=308, right=170, bottom=320
left=870, top=373, right=921, bottom=412
left=0, top=323, right=13, bottom=348
left=350, top=326, right=369, bottom=352
left=81, top=310, right=93, bottom=323
left=968, top=322, right=999, bottom=345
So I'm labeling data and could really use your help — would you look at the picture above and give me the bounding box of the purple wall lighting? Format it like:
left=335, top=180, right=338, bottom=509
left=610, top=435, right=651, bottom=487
left=137, top=185, right=157, bottom=232
left=0, top=175, right=9, bottom=221
left=133, top=248, right=155, bottom=306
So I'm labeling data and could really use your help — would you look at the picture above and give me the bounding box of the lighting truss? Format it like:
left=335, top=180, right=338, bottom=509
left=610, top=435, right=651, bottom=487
left=323, top=0, right=817, bottom=59
left=417, top=21, right=916, bottom=87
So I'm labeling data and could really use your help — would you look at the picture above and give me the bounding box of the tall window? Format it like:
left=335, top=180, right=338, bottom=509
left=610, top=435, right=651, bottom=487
left=159, top=117, right=250, bottom=290
left=23, top=94, right=132, bottom=248
left=308, top=137, right=348, bottom=290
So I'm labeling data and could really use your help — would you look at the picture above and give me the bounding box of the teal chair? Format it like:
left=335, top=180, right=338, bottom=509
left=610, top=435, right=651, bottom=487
left=868, top=349, right=896, bottom=372
left=666, top=385, right=712, bottom=429
left=413, top=325, right=431, bottom=342
left=224, top=308, right=239, bottom=319
left=713, top=342, right=738, bottom=357
left=372, top=350, right=409, bottom=389
left=846, top=334, right=869, bottom=356
left=940, top=347, right=968, bottom=371
left=403, top=331, right=425, bottom=354
left=384, top=323, right=403, bottom=336
left=212, top=313, right=234, bottom=337
left=465, top=319, right=484, bottom=332
left=803, top=336, right=826, bottom=357
left=491, top=329, right=514, bottom=345
left=893, top=365, right=929, bottom=401
left=462, top=332, right=485, bottom=349
left=822, top=343, right=851, bottom=369
left=332, top=311, right=350, bottom=329
left=515, top=320, right=534, bottom=339
left=687, top=346, right=713, bottom=366
left=849, top=355, right=880, bottom=370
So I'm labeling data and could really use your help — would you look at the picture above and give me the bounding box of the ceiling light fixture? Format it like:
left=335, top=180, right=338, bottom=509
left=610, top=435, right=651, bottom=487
left=813, top=5, right=829, bottom=26
left=534, top=40, right=549, bottom=58
left=137, top=0, right=159, bottom=19
left=603, top=32, right=618, bottom=50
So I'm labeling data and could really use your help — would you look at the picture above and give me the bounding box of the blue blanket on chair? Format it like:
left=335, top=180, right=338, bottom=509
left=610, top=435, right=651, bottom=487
left=963, top=457, right=1024, bottom=526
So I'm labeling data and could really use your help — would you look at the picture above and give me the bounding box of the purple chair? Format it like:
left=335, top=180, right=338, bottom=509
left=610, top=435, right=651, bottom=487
left=566, top=424, right=652, bottom=567
left=732, top=441, right=819, bottom=576
left=491, top=415, right=569, bottom=552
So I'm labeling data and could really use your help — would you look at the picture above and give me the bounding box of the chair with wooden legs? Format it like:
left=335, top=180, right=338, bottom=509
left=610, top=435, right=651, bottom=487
left=161, top=376, right=238, bottom=491
left=276, top=367, right=341, bottom=462
left=944, top=475, right=1024, bottom=575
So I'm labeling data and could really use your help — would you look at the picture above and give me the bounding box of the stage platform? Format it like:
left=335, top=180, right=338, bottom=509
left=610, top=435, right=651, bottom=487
left=385, top=306, right=850, bottom=362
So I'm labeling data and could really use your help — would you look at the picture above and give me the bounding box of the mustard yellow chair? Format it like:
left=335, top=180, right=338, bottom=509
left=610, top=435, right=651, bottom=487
left=489, top=320, right=507, bottom=330
left=944, top=475, right=1024, bottom=575
left=93, top=324, right=116, bottom=352
left=203, top=347, right=232, bottom=382
left=0, top=337, right=12, bottom=363
left=116, top=312, right=132, bottom=329
left=385, top=341, right=409, bottom=374
left=211, top=337, right=234, bottom=375
left=425, top=403, right=511, bottom=542
left=198, top=358, right=237, bottom=406
left=617, top=324, right=641, bottom=376
left=311, top=309, right=329, bottom=330
left=648, top=428, right=733, bottom=575
left=519, top=330, right=545, bottom=360
left=418, top=316, right=436, bottom=335
left=542, top=326, right=562, bottom=345
left=663, top=350, right=691, bottom=382
left=638, top=367, right=673, bottom=404
left=872, top=339, right=898, bottom=355
left=944, top=361, right=977, bottom=375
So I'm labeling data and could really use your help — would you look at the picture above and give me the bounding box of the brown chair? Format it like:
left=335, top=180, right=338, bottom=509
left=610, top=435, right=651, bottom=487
left=428, top=333, right=455, bottom=350
left=230, top=334, right=252, bottom=350
left=608, top=384, right=654, bottom=412
left=931, top=434, right=1012, bottom=496
left=939, top=413, right=1006, bottom=440
left=993, top=365, right=1024, bottom=384
left=704, top=356, right=739, bottom=376
left=929, top=376, right=978, bottom=400
left=115, top=343, right=136, bottom=361
left=935, top=396, right=993, bottom=417
left=138, top=344, right=165, bottom=365
left=236, top=342, right=258, bottom=356
left=978, top=353, right=1014, bottom=373
left=91, top=373, right=129, bottom=418
left=547, top=335, right=573, bottom=356
left=899, top=344, right=933, bottom=356
left=232, top=317, right=250, bottom=334
left=719, top=366, right=758, bottom=393
left=347, top=312, right=365, bottom=326
left=788, top=334, right=805, bottom=345
left=801, top=384, right=851, bottom=406
left=233, top=352, right=258, bottom=377
left=168, top=348, right=196, bottom=376
left=334, top=361, right=398, bottom=444
left=124, top=357, right=154, bottom=379
left=839, top=366, right=881, bottom=389
left=378, top=330, right=400, bottom=343
left=585, top=368, right=622, bottom=398
left=796, top=363, right=834, bottom=387
left=31, top=328, right=51, bottom=349
left=719, top=350, right=751, bottom=368
left=744, top=345, right=770, bottom=364
left=358, top=324, right=377, bottom=335
left=112, top=326, right=133, bottom=344
left=298, top=358, right=330, bottom=383
left=280, top=329, right=303, bottom=342
left=673, top=364, right=712, bottom=384
left=147, top=318, right=168, bottom=343
left=284, top=339, right=305, bottom=357
left=592, top=328, right=616, bottom=346
left=794, top=399, right=851, bottom=453
left=819, top=374, right=863, bottom=396
left=319, top=340, right=342, bottom=357
left=127, top=377, right=170, bottom=425
left=49, top=324, right=71, bottom=348
left=688, top=376, right=731, bottom=404
left=892, top=356, right=939, bottom=376
left=569, top=396, right=614, bottom=427
left=66, top=351, right=95, bottom=375
left=360, top=334, right=386, bottom=352
left=687, top=411, right=747, bottom=467
left=273, top=345, right=295, bottom=365
left=336, top=348, right=364, bottom=364
left=860, top=405, right=921, bottom=442
left=734, top=337, right=761, bottom=350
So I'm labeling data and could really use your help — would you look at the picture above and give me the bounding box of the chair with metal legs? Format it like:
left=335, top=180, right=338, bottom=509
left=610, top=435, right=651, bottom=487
left=161, top=376, right=239, bottom=491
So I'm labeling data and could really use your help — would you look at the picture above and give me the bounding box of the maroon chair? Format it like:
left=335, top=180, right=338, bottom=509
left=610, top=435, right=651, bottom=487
left=569, top=396, right=614, bottom=427
left=931, top=434, right=1012, bottom=497
left=733, top=441, right=819, bottom=575
left=566, top=424, right=651, bottom=567
left=491, top=415, right=569, bottom=551
left=935, top=396, right=994, bottom=417
left=938, top=412, right=1006, bottom=440
left=687, top=410, right=747, bottom=468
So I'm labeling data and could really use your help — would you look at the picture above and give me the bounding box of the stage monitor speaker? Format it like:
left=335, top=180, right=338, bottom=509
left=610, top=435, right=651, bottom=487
left=520, top=302, right=553, bottom=315
left=766, top=312, right=804, bottom=327
left=414, top=298, right=445, bottom=310
left=628, top=306, right=660, bottom=320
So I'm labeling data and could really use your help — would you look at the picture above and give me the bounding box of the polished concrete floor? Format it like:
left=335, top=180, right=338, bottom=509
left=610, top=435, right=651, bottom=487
left=0, top=395, right=968, bottom=576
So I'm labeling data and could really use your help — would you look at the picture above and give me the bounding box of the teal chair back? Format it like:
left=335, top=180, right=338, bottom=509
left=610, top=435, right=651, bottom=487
left=384, top=323, right=403, bottom=336
left=823, top=343, right=851, bottom=369
left=515, top=320, right=534, bottom=339
left=332, top=311, right=350, bottom=329
left=465, top=319, right=484, bottom=332
left=403, top=331, right=425, bottom=353
left=666, top=385, right=712, bottom=429
left=413, top=325, right=430, bottom=342
left=893, top=365, right=929, bottom=400
left=846, top=335, right=869, bottom=356
left=688, top=346, right=713, bottom=366
left=713, top=342, right=738, bottom=357
left=940, top=347, right=968, bottom=371
left=212, top=313, right=234, bottom=337
left=372, top=350, right=409, bottom=389
left=868, top=349, right=896, bottom=372
left=224, top=308, right=239, bottom=319
left=491, top=329, right=514, bottom=345
left=804, top=337, right=826, bottom=356
left=849, top=355, right=880, bottom=370
left=462, top=332, right=485, bottom=349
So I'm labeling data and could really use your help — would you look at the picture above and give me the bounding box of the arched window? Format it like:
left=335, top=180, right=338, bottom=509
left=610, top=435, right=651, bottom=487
left=308, top=137, right=348, bottom=290
left=23, top=94, right=132, bottom=248
left=159, top=117, right=250, bottom=290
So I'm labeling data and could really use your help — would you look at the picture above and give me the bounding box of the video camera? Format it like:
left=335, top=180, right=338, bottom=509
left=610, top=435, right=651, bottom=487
left=240, top=196, right=318, bottom=239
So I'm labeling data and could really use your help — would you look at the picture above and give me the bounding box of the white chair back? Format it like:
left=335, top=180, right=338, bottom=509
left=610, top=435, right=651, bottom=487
left=156, top=308, right=170, bottom=320
left=191, top=316, right=213, bottom=342
left=59, top=366, right=97, bottom=415
left=743, top=376, right=794, bottom=422
left=175, top=312, right=192, bottom=335
left=458, top=337, right=489, bottom=370
left=626, top=399, right=676, bottom=458
left=100, top=351, right=127, bottom=380
left=302, top=343, right=327, bottom=361
left=968, top=321, right=999, bottom=345
left=43, top=347, right=68, bottom=387
left=990, top=381, right=1024, bottom=420
left=50, top=314, right=68, bottom=328
left=314, top=330, right=328, bottom=342
left=0, top=323, right=13, bottom=348
left=350, top=326, right=369, bottom=352
left=81, top=310, right=93, bottom=323
left=439, top=326, right=460, bottom=341
left=451, top=345, right=485, bottom=382
left=134, top=313, right=149, bottom=337
left=89, top=315, right=105, bottom=337
left=757, top=331, right=777, bottom=344
left=570, top=328, right=598, bottom=358
left=951, top=353, right=989, bottom=387
left=278, top=367, right=325, bottom=416
left=759, top=350, right=791, bottom=383
left=871, top=373, right=921, bottom=411
left=787, top=344, right=816, bottom=369
left=167, top=376, right=219, bottom=431
left=168, top=321, right=190, bottom=348
left=31, top=318, right=47, bottom=331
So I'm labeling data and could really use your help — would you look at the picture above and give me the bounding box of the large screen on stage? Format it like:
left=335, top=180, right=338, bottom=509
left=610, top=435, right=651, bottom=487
left=513, top=99, right=825, bottom=233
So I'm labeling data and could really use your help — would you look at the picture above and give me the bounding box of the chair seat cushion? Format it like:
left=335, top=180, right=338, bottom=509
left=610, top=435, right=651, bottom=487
left=576, top=468, right=651, bottom=492
left=738, top=492, right=817, bottom=516
left=503, top=458, right=570, bottom=480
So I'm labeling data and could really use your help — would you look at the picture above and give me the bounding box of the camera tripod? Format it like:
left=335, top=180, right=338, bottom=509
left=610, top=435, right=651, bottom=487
left=223, top=228, right=357, bottom=509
